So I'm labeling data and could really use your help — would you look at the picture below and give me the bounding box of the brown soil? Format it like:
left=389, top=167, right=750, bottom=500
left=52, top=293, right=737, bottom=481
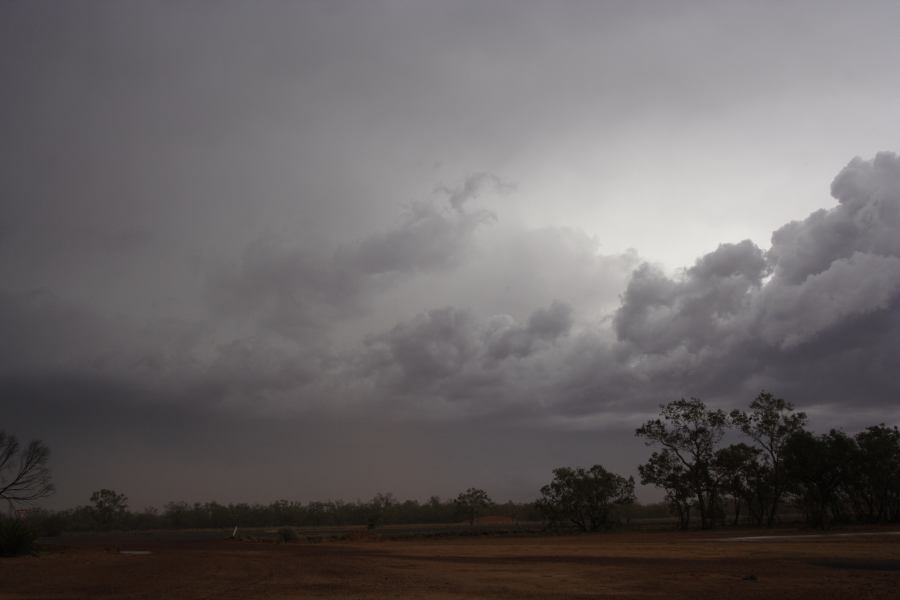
left=474, top=515, right=515, bottom=525
left=2, top=529, right=900, bottom=599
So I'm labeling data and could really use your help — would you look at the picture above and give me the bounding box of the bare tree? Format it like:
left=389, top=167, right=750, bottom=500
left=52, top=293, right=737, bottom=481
left=0, top=430, right=54, bottom=510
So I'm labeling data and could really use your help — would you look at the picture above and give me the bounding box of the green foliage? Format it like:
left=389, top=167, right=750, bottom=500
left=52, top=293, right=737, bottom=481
left=537, top=465, right=635, bottom=531
left=0, top=517, right=37, bottom=557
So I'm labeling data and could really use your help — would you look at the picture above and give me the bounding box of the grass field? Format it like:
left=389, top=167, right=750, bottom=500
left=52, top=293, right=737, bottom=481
left=2, top=527, right=900, bottom=599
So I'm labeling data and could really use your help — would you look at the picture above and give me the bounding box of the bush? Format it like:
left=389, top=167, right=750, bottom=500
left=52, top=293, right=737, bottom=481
left=276, top=526, right=299, bottom=542
left=28, top=509, right=64, bottom=537
left=0, top=518, right=37, bottom=557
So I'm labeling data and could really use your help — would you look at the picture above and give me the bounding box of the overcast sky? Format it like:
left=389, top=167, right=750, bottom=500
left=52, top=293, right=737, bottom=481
left=3, top=1, right=900, bottom=509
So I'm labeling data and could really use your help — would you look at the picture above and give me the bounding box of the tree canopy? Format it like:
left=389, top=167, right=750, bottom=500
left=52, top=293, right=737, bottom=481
left=0, top=430, right=53, bottom=510
left=635, top=398, right=727, bottom=529
left=454, top=488, right=493, bottom=525
left=537, top=465, right=634, bottom=531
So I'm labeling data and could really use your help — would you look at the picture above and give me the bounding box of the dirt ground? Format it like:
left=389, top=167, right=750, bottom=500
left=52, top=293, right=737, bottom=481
left=3, top=529, right=900, bottom=599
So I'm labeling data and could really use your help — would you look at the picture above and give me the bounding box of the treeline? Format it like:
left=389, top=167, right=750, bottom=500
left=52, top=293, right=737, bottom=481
left=26, top=491, right=549, bottom=535
left=8, top=391, right=900, bottom=538
left=24, top=490, right=673, bottom=537
left=635, top=392, right=900, bottom=529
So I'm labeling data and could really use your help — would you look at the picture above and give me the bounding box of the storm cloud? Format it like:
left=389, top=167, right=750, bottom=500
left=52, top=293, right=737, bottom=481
left=4, top=153, right=900, bottom=507
left=209, top=174, right=500, bottom=341
left=346, top=153, right=900, bottom=423
left=10, top=154, right=899, bottom=418
left=3, top=2, right=900, bottom=508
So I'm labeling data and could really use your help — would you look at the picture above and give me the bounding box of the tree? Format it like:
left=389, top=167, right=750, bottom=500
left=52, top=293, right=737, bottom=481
left=712, top=443, right=764, bottom=526
left=730, top=391, right=807, bottom=526
left=638, top=450, right=693, bottom=529
left=0, top=430, right=54, bottom=510
left=89, top=489, right=128, bottom=529
left=367, top=492, right=395, bottom=529
left=636, top=398, right=728, bottom=529
left=850, top=424, right=900, bottom=522
left=783, top=430, right=855, bottom=529
left=537, top=465, right=635, bottom=531
left=454, top=488, right=492, bottom=525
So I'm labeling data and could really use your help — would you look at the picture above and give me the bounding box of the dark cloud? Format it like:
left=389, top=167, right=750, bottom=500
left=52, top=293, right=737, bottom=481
left=7, top=154, right=900, bottom=433
left=605, top=153, right=900, bottom=415
left=5, top=147, right=900, bottom=507
left=350, top=153, right=900, bottom=424
left=360, top=301, right=573, bottom=408
left=0, top=288, right=202, bottom=382
left=209, top=178, right=500, bottom=341
left=614, top=240, right=766, bottom=355
left=770, top=152, right=900, bottom=285
left=487, top=301, right=573, bottom=360
left=3, top=1, right=900, bottom=508
left=365, top=307, right=479, bottom=388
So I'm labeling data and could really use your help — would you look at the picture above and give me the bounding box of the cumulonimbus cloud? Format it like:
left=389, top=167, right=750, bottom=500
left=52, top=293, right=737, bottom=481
left=2, top=154, right=900, bottom=429
left=349, top=152, right=900, bottom=423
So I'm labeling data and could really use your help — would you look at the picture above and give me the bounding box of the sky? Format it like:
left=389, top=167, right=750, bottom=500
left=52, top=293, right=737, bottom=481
left=2, top=0, right=900, bottom=509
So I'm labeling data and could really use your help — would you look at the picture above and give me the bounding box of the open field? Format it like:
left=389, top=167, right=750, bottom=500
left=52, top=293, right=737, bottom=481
left=3, top=528, right=900, bottom=599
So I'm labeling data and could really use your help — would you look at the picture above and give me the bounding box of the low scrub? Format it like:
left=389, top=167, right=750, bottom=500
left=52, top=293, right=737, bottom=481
left=276, top=527, right=299, bottom=542
left=0, top=518, right=37, bottom=557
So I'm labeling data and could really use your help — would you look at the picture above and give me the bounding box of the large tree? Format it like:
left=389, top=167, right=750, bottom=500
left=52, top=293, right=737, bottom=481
left=850, top=424, right=900, bottom=523
left=537, top=465, right=635, bottom=531
left=783, top=429, right=855, bottom=529
left=730, top=391, right=807, bottom=526
left=636, top=398, right=728, bottom=529
left=0, top=430, right=54, bottom=510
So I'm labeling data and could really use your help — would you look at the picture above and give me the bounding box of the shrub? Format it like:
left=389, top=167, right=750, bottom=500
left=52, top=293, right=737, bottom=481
left=276, top=526, right=299, bottom=542
left=0, top=517, right=37, bottom=557
left=28, top=509, right=64, bottom=537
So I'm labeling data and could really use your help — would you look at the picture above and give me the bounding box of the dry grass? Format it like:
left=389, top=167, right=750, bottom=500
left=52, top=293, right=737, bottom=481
left=2, top=528, right=899, bottom=599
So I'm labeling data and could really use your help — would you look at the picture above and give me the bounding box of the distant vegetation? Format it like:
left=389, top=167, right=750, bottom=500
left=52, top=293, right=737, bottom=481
left=0, top=517, right=37, bottom=557
left=22, top=491, right=547, bottom=535
left=4, top=390, right=900, bottom=552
